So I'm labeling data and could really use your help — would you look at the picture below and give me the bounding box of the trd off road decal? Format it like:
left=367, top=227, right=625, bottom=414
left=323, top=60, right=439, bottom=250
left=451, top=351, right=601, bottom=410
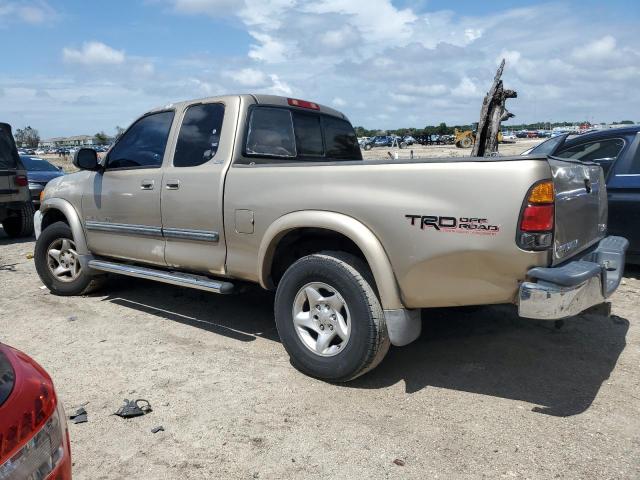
left=405, top=215, right=500, bottom=236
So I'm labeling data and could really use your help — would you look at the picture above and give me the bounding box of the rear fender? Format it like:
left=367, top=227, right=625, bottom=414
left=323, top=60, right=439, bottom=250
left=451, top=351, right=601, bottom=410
left=258, top=211, right=404, bottom=310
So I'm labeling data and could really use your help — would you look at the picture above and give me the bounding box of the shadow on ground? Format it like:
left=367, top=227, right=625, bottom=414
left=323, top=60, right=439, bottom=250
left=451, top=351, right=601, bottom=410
left=0, top=227, right=35, bottom=247
left=97, top=276, right=628, bottom=418
left=99, top=276, right=278, bottom=343
left=350, top=305, right=628, bottom=417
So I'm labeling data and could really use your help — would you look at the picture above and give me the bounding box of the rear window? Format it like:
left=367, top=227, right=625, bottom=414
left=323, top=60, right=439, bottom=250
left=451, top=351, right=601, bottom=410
left=244, top=106, right=362, bottom=162
left=20, top=156, right=60, bottom=172
left=246, top=108, right=296, bottom=158
left=0, top=124, right=19, bottom=170
left=293, top=113, right=323, bottom=156
left=324, top=116, right=361, bottom=159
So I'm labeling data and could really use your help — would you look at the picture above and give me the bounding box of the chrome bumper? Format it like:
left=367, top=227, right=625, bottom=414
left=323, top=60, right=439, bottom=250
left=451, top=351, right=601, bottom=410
left=519, top=236, right=628, bottom=320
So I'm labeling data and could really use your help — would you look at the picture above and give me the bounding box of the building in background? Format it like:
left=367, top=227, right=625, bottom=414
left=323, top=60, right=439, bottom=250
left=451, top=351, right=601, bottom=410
left=39, top=135, right=95, bottom=148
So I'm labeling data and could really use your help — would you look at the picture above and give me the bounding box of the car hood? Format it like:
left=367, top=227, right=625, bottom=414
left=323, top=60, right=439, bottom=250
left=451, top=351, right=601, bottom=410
left=27, top=170, right=64, bottom=183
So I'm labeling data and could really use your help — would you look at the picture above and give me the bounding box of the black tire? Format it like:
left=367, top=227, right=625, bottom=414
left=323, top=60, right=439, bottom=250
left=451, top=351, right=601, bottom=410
left=274, top=251, right=390, bottom=382
left=34, top=221, right=103, bottom=296
left=2, top=202, right=35, bottom=238
left=363, top=143, right=372, bottom=151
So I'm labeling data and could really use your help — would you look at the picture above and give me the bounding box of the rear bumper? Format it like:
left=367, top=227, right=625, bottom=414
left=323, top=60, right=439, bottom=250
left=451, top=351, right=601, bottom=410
left=518, top=236, right=628, bottom=320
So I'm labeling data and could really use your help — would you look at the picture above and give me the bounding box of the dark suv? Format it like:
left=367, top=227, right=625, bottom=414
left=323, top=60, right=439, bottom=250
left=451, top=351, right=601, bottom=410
left=0, top=122, right=35, bottom=238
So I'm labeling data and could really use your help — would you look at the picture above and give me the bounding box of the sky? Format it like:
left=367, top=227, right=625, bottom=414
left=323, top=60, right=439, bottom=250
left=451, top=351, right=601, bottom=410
left=0, top=0, right=639, bottom=138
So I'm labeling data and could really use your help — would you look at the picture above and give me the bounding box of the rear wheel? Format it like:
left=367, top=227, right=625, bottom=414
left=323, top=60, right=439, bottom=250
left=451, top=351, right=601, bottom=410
left=274, top=252, right=390, bottom=382
left=34, top=221, right=103, bottom=296
left=363, top=143, right=372, bottom=151
left=2, top=202, right=35, bottom=238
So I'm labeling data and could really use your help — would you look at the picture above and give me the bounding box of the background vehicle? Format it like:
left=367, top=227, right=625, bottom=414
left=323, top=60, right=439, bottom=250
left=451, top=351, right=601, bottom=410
left=454, top=128, right=504, bottom=148
left=20, top=155, right=65, bottom=209
left=34, top=94, right=626, bottom=382
left=0, top=342, right=72, bottom=478
left=524, top=125, right=640, bottom=263
left=0, top=123, right=35, bottom=238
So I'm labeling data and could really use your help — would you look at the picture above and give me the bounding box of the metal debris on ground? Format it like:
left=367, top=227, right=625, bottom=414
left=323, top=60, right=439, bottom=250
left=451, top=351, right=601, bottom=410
left=392, top=458, right=406, bottom=466
left=114, top=398, right=153, bottom=419
left=151, top=426, right=164, bottom=434
left=69, top=407, right=88, bottom=424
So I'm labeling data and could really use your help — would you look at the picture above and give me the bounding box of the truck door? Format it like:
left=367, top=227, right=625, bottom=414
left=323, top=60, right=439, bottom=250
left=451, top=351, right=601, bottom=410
left=81, top=110, right=175, bottom=265
left=160, top=98, right=239, bottom=274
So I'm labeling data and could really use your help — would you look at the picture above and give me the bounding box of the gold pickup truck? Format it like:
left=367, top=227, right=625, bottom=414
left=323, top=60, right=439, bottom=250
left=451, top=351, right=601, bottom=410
left=33, top=94, right=628, bottom=381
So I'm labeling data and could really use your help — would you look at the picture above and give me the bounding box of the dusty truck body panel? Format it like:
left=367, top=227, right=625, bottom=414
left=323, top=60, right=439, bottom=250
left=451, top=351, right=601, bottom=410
left=33, top=93, right=628, bottom=381
left=224, top=157, right=552, bottom=309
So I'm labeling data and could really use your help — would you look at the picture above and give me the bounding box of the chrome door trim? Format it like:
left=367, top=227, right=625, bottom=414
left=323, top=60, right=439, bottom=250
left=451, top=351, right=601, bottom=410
left=85, top=221, right=163, bottom=237
left=85, top=221, right=219, bottom=242
left=163, top=227, right=219, bottom=242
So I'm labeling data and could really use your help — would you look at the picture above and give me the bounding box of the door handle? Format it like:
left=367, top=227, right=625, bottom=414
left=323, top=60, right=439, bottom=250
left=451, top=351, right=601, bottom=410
left=140, top=180, right=155, bottom=190
left=166, top=180, right=180, bottom=190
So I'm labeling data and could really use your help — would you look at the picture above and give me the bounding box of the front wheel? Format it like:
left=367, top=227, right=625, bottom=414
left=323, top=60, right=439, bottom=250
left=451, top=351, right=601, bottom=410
left=34, top=221, right=103, bottom=296
left=274, top=252, right=390, bottom=382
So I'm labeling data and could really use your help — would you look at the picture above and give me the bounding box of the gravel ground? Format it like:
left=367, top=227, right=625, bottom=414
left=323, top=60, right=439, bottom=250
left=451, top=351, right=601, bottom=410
left=1, top=228, right=638, bottom=479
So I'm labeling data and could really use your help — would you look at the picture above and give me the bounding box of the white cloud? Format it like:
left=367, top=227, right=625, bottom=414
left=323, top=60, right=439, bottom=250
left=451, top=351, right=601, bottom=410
left=268, top=74, right=292, bottom=96
left=452, top=77, right=480, bottom=98
left=63, top=42, right=126, bottom=66
left=332, top=97, right=347, bottom=107
left=572, top=35, right=616, bottom=61
left=464, top=28, right=482, bottom=42
left=0, top=1, right=55, bottom=24
left=225, top=68, right=270, bottom=87
left=248, top=32, right=287, bottom=63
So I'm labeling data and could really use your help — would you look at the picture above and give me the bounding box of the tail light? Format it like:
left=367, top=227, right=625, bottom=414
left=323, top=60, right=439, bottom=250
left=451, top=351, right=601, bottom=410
left=14, top=176, right=28, bottom=187
left=517, top=180, right=554, bottom=250
left=0, top=346, right=71, bottom=480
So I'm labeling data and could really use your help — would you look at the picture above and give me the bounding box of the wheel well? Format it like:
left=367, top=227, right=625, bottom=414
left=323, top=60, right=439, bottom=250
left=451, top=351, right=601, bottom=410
left=41, top=209, right=69, bottom=231
left=270, top=228, right=370, bottom=287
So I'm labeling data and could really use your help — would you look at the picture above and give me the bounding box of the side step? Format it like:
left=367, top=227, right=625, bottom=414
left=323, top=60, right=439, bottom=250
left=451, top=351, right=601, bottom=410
left=88, top=259, right=234, bottom=294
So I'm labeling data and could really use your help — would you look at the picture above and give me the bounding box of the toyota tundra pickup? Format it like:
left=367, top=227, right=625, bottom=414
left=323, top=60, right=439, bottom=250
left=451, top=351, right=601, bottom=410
left=33, top=95, right=628, bottom=381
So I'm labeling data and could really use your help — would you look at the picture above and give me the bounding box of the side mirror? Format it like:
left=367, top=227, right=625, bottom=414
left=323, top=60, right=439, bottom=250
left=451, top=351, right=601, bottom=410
left=73, top=148, right=99, bottom=171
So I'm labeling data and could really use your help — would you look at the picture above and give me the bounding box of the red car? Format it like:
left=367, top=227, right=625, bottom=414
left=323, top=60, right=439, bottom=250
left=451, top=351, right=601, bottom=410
left=0, top=343, right=71, bottom=479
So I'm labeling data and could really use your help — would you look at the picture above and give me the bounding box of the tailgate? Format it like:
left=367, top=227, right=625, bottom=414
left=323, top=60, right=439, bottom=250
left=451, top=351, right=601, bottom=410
left=0, top=123, right=21, bottom=201
left=549, top=157, right=607, bottom=265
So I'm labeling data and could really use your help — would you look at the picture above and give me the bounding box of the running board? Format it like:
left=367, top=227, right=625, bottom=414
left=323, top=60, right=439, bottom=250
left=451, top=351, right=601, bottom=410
left=88, top=259, right=234, bottom=294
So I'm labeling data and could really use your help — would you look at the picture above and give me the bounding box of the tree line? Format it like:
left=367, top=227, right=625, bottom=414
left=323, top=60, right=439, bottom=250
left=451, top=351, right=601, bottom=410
left=354, top=119, right=636, bottom=137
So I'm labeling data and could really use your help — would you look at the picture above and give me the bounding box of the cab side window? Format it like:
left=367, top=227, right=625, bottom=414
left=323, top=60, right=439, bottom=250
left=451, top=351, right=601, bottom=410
left=107, top=111, right=174, bottom=169
left=173, top=103, right=225, bottom=167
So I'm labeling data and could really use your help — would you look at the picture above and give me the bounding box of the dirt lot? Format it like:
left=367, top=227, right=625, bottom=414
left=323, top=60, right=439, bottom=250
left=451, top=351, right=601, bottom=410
left=2, top=139, right=639, bottom=479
